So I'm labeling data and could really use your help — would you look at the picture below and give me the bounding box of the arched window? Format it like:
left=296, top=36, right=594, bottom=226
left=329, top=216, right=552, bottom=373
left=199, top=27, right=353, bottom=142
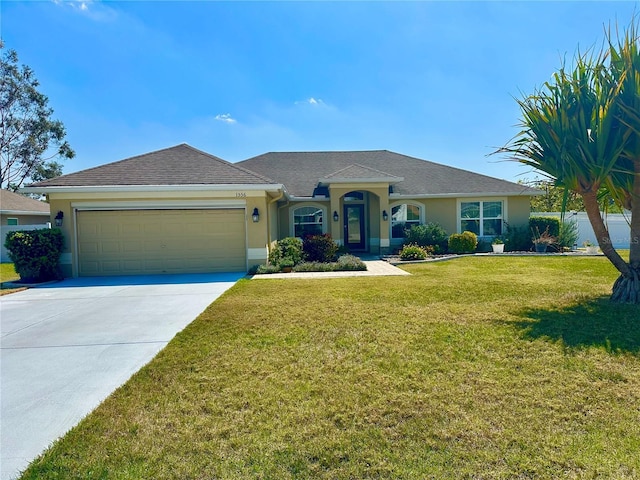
left=391, top=203, right=422, bottom=239
left=292, top=205, right=324, bottom=238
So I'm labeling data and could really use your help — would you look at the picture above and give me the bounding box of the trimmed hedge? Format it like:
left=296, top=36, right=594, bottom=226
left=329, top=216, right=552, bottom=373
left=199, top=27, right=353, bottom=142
left=529, top=216, right=561, bottom=238
left=4, top=228, right=64, bottom=282
left=448, top=231, right=478, bottom=254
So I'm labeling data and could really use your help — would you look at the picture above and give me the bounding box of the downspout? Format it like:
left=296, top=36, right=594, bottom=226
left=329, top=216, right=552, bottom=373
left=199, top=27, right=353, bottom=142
left=267, top=187, right=286, bottom=250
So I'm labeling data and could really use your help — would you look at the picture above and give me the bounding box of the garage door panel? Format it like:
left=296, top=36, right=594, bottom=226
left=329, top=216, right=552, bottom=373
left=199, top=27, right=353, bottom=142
left=77, top=209, right=247, bottom=276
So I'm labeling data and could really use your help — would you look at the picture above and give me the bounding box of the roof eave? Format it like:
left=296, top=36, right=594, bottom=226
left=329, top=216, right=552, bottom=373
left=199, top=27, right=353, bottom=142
left=21, top=184, right=285, bottom=194
left=390, top=190, right=542, bottom=199
left=0, top=210, right=50, bottom=215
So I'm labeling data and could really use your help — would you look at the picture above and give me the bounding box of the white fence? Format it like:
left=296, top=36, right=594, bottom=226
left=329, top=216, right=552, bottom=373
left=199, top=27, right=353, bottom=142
left=533, top=212, right=631, bottom=249
left=1, top=224, right=51, bottom=263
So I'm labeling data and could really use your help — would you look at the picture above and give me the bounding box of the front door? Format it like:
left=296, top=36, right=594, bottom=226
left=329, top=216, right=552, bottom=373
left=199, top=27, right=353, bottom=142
left=344, top=204, right=365, bottom=250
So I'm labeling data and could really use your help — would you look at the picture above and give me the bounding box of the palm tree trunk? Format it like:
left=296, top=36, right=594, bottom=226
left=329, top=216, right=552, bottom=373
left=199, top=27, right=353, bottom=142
left=582, top=189, right=639, bottom=303
left=610, top=160, right=640, bottom=304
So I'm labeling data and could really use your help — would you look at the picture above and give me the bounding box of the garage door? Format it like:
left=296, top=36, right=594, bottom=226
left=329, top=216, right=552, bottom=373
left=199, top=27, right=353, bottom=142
left=77, top=209, right=246, bottom=276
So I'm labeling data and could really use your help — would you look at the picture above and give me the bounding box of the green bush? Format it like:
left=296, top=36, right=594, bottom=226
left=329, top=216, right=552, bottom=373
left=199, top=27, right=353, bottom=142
left=303, top=234, right=338, bottom=263
left=404, top=223, right=448, bottom=253
left=399, top=244, right=428, bottom=260
left=255, top=264, right=282, bottom=274
left=504, top=224, right=532, bottom=252
left=336, top=254, right=367, bottom=271
left=557, top=220, right=579, bottom=250
left=268, top=237, right=303, bottom=266
left=448, top=231, right=478, bottom=254
left=4, top=228, right=64, bottom=282
left=292, top=254, right=367, bottom=272
left=529, top=216, right=560, bottom=238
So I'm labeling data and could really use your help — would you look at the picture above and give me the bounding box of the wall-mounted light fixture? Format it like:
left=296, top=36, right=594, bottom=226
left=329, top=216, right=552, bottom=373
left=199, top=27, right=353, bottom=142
left=382, top=210, right=389, bottom=222
left=54, top=211, right=64, bottom=227
left=333, top=211, right=339, bottom=222
left=252, top=207, right=260, bottom=223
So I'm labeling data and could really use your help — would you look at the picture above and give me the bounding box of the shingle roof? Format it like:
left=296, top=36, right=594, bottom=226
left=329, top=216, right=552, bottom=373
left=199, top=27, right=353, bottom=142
left=323, top=164, right=403, bottom=182
left=1, top=189, right=50, bottom=214
left=238, top=150, right=535, bottom=197
left=28, top=144, right=275, bottom=187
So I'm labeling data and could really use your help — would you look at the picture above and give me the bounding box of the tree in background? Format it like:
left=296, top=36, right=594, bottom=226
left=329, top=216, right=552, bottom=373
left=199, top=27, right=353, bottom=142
left=496, top=20, right=640, bottom=304
left=0, top=43, right=74, bottom=191
left=523, top=177, right=623, bottom=213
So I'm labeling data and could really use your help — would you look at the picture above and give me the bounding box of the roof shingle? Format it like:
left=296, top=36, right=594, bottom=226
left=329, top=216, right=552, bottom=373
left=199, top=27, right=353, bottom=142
left=238, top=150, right=535, bottom=197
left=28, top=144, right=275, bottom=187
left=1, top=189, right=50, bottom=214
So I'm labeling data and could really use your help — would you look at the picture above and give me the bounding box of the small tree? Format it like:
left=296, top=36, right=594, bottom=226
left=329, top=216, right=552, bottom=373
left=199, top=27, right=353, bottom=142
left=1, top=43, right=74, bottom=190
left=495, top=20, right=640, bottom=303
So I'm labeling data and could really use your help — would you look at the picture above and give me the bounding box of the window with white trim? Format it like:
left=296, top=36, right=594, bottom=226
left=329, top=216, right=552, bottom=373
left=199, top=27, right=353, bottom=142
left=7, top=218, right=18, bottom=226
left=460, top=201, right=503, bottom=236
left=293, top=206, right=324, bottom=238
left=391, top=203, right=421, bottom=239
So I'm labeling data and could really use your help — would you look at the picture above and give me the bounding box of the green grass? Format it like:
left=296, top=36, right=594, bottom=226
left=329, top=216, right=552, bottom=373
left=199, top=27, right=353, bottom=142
left=0, top=262, right=23, bottom=295
left=22, top=256, right=640, bottom=479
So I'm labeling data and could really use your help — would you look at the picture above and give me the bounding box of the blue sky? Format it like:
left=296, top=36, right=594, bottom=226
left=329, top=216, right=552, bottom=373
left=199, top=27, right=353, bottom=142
left=2, top=1, right=639, bottom=183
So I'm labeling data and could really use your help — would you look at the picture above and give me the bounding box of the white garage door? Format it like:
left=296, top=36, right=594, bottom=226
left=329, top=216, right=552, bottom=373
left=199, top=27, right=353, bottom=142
left=77, top=209, right=246, bottom=276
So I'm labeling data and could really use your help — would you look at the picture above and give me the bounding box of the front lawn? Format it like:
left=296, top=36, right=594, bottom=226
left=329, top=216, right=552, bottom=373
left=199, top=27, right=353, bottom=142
left=0, top=262, right=24, bottom=295
left=22, top=256, right=640, bottom=479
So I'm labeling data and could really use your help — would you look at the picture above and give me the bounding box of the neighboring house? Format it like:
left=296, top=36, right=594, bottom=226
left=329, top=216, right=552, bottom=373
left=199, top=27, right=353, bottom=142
left=1, top=189, right=50, bottom=226
left=1, top=189, right=52, bottom=263
left=24, top=144, right=538, bottom=278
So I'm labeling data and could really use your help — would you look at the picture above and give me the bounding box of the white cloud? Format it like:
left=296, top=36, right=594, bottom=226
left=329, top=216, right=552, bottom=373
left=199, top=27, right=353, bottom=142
left=214, top=113, right=237, bottom=124
left=51, top=0, right=118, bottom=21
left=295, top=97, right=326, bottom=106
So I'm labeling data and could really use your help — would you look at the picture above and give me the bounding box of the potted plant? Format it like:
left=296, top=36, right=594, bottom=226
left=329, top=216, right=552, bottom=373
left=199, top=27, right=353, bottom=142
left=583, top=240, right=599, bottom=255
left=279, top=257, right=295, bottom=273
left=531, top=227, right=555, bottom=253
left=491, top=237, right=505, bottom=253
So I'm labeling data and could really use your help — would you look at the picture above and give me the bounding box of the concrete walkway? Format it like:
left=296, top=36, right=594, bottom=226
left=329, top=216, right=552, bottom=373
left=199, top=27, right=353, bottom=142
left=251, top=259, right=410, bottom=279
left=0, top=273, right=242, bottom=480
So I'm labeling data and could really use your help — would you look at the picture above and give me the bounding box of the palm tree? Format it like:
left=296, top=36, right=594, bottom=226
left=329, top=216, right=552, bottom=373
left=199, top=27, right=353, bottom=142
left=496, top=25, right=640, bottom=304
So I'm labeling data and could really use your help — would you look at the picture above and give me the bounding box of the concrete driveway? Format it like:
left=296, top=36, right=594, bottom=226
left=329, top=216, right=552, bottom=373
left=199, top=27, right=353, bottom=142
left=0, top=272, right=242, bottom=480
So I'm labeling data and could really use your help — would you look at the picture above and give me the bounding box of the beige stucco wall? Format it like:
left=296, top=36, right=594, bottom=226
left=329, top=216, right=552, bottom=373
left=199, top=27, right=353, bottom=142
left=47, top=190, right=273, bottom=277
left=1, top=213, right=51, bottom=226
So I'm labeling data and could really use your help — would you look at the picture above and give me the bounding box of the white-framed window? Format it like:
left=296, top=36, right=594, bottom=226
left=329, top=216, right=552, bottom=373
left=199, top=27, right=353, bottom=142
left=292, top=205, right=325, bottom=238
left=7, top=218, right=18, bottom=226
left=459, top=200, right=504, bottom=236
left=390, top=203, right=423, bottom=239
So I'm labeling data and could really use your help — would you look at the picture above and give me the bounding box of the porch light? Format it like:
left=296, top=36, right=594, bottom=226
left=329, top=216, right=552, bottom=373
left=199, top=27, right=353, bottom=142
left=252, top=207, right=260, bottom=223
left=382, top=210, right=389, bottom=221
left=54, top=211, right=64, bottom=227
left=333, top=211, right=339, bottom=222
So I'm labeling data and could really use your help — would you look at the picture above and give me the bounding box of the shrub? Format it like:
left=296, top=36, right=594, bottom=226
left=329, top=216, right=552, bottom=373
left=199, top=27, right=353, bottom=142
left=448, top=231, right=478, bottom=254
left=557, top=220, right=579, bottom=250
left=268, top=237, right=303, bottom=266
left=303, top=234, right=338, bottom=263
left=4, top=228, right=64, bottom=282
left=292, top=255, right=367, bottom=272
left=529, top=216, right=560, bottom=238
left=404, top=223, right=448, bottom=253
left=336, top=254, right=367, bottom=271
left=255, top=264, right=282, bottom=274
left=504, top=224, right=532, bottom=251
left=399, top=244, right=428, bottom=261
